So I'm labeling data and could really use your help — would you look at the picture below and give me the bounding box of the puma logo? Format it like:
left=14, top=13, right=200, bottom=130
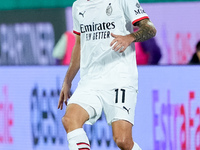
left=79, top=11, right=86, bottom=17
left=123, top=106, right=131, bottom=114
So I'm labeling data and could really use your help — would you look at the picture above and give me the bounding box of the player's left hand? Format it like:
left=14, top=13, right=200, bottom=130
left=110, top=33, right=135, bottom=53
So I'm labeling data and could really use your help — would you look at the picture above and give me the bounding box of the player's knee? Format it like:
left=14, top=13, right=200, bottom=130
left=113, top=136, right=132, bottom=150
left=62, top=115, right=76, bottom=132
left=61, top=115, right=69, bottom=126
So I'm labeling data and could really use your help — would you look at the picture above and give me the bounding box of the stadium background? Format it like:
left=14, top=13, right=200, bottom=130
left=0, top=0, right=200, bottom=150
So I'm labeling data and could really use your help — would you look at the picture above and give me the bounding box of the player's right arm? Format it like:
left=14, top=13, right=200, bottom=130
left=57, top=34, right=81, bottom=110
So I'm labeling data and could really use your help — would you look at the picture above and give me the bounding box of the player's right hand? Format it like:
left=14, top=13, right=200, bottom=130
left=57, top=82, right=72, bottom=110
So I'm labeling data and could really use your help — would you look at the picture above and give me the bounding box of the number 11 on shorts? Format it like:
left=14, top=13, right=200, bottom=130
left=115, top=89, right=125, bottom=103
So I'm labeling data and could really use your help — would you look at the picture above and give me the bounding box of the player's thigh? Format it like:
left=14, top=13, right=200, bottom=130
left=62, top=103, right=90, bottom=133
left=112, top=120, right=133, bottom=141
left=67, top=86, right=103, bottom=125
left=64, top=103, right=89, bottom=125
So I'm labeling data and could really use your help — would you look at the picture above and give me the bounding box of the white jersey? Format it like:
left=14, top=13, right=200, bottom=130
left=72, top=0, right=149, bottom=90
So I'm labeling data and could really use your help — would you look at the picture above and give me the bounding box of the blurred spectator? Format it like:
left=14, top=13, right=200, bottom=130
left=189, top=40, right=200, bottom=64
left=52, top=32, right=75, bottom=65
left=136, top=37, right=162, bottom=65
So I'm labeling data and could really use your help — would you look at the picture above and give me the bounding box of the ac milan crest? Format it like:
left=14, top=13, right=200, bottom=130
left=106, top=3, right=112, bottom=16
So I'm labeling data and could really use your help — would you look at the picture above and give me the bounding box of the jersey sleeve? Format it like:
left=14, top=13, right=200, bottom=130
left=120, top=0, right=149, bottom=25
left=72, top=3, right=81, bottom=35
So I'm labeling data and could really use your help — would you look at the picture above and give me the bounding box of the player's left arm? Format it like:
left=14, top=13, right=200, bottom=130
left=110, top=18, right=156, bottom=53
left=132, top=18, right=157, bottom=42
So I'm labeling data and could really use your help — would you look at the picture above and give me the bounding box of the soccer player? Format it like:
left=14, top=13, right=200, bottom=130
left=57, top=0, right=156, bottom=149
